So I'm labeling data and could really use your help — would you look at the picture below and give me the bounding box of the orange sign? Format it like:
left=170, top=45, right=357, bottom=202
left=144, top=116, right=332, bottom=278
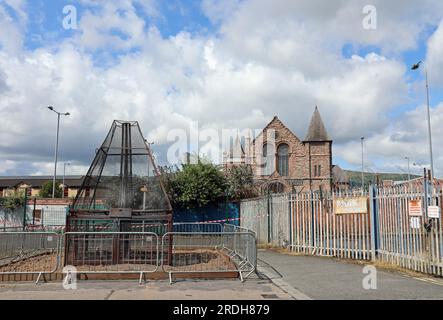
left=408, top=200, right=423, bottom=217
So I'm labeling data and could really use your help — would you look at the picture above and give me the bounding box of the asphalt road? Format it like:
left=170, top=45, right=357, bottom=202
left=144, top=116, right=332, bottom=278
left=258, top=249, right=443, bottom=300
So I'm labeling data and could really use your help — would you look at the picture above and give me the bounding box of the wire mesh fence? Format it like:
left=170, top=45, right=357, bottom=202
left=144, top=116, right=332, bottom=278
left=64, top=232, right=160, bottom=273
left=161, top=231, right=256, bottom=282
left=0, top=232, right=60, bottom=276
left=0, top=227, right=257, bottom=282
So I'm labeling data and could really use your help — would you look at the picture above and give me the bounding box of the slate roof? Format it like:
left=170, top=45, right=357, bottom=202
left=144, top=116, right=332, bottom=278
left=304, top=106, right=331, bottom=142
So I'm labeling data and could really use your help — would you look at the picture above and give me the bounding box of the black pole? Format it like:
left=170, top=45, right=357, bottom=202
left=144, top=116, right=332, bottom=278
left=22, top=188, right=28, bottom=231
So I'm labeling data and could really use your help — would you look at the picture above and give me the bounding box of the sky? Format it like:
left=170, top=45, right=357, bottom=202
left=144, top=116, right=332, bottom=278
left=0, top=0, right=443, bottom=177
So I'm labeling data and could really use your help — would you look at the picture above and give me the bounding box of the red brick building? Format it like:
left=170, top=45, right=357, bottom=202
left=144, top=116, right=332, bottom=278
left=223, top=107, right=333, bottom=193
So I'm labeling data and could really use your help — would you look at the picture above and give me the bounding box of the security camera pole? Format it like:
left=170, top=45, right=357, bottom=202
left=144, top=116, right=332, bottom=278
left=48, top=106, right=70, bottom=198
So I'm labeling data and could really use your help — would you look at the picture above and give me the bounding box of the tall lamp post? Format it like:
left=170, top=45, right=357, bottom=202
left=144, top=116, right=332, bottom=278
left=411, top=61, right=434, bottom=184
left=361, top=137, right=365, bottom=192
left=48, top=106, right=70, bottom=198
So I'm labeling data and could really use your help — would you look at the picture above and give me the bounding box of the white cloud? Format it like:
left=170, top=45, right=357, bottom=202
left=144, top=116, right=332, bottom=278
left=336, top=103, right=443, bottom=176
left=427, top=20, right=443, bottom=86
left=0, top=0, right=442, bottom=177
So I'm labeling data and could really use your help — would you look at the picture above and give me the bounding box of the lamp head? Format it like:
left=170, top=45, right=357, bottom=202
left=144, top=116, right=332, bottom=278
left=48, top=106, right=54, bottom=111
left=411, top=61, right=422, bottom=70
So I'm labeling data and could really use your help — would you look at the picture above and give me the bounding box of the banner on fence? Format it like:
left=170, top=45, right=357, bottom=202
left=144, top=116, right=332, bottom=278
left=333, top=196, right=368, bottom=214
left=408, top=200, right=423, bottom=216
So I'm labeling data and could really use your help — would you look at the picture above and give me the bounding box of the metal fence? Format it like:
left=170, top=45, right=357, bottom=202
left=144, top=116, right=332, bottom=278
left=374, top=184, right=443, bottom=276
left=290, top=192, right=372, bottom=259
left=0, top=232, right=60, bottom=282
left=64, top=232, right=160, bottom=274
left=173, top=223, right=223, bottom=233
left=0, top=226, right=257, bottom=283
left=161, top=231, right=256, bottom=283
left=240, top=184, right=443, bottom=276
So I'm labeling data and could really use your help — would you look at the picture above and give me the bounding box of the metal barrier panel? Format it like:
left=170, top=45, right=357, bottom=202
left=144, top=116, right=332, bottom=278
left=64, top=232, right=159, bottom=273
left=173, top=223, right=223, bottom=233
left=223, top=224, right=237, bottom=233
left=0, top=232, right=60, bottom=275
left=161, top=232, right=256, bottom=280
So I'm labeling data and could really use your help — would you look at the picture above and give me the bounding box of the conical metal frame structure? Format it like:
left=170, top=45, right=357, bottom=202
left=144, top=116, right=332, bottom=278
left=66, top=121, right=172, bottom=266
left=70, top=120, right=172, bottom=215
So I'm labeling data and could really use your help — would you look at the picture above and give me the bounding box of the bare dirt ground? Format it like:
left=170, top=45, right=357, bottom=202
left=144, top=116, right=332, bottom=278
left=0, top=252, right=57, bottom=273
left=0, top=249, right=236, bottom=273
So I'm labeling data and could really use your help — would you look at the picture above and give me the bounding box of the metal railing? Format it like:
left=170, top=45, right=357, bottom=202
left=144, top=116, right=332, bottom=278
left=0, top=227, right=258, bottom=284
left=173, top=222, right=223, bottom=233
left=161, top=231, right=256, bottom=283
left=64, top=232, right=160, bottom=278
left=240, top=184, right=443, bottom=277
left=0, top=232, right=61, bottom=283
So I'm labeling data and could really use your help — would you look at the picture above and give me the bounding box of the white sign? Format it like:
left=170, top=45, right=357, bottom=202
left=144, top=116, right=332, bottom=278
left=334, top=197, right=368, bottom=214
left=428, top=206, right=441, bottom=219
left=410, top=217, right=421, bottom=229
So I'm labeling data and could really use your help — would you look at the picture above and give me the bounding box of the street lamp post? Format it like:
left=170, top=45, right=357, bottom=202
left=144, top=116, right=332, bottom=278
left=411, top=61, right=434, bottom=183
left=48, top=106, right=70, bottom=198
left=361, top=137, right=365, bottom=193
left=62, top=162, right=71, bottom=199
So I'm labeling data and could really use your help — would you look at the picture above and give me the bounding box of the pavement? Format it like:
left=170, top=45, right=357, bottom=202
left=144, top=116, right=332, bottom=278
left=1, top=249, right=442, bottom=300
left=0, top=278, right=292, bottom=300
left=258, top=249, right=443, bottom=300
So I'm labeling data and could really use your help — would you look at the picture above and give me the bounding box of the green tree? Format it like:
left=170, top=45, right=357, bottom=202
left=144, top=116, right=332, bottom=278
left=166, top=162, right=227, bottom=209
left=39, top=180, right=63, bottom=198
left=226, top=165, right=257, bottom=200
left=0, top=190, right=25, bottom=211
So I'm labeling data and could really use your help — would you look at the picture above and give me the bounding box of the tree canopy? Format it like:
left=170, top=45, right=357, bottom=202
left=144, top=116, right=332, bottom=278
left=39, top=180, right=62, bottom=198
left=160, top=162, right=257, bottom=209
left=163, top=162, right=226, bottom=209
left=0, top=191, right=25, bottom=211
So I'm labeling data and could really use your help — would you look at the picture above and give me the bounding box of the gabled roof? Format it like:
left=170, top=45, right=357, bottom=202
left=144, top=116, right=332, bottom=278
left=253, top=116, right=301, bottom=145
left=304, top=107, right=331, bottom=142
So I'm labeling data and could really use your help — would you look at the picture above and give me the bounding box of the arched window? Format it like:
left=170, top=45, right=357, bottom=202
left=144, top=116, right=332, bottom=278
left=268, top=182, right=285, bottom=194
left=263, top=143, right=275, bottom=175
left=277, top=144, right=289, bottom=176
